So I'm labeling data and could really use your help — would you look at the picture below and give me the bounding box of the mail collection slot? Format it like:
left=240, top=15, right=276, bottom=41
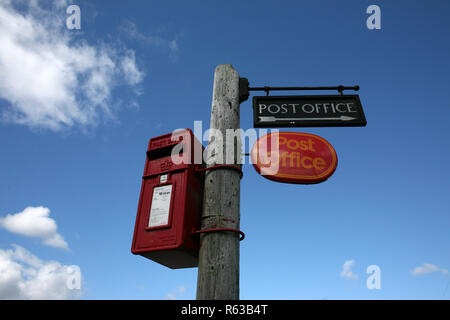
left=131, top=129, right=205, bottom=269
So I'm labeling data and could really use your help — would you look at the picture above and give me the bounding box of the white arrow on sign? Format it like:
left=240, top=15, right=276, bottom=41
left=258, top=115, right=357, bottom=122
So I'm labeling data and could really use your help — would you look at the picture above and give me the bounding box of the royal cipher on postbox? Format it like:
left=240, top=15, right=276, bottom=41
left=131, top=129, right=205, bottom=269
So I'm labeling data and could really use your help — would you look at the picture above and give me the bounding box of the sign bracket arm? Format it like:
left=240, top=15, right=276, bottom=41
left=238, top=77, right=359, bottom=102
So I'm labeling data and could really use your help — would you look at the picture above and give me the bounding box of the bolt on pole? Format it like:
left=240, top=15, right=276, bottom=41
left=196, top=64, right=242, bottom=300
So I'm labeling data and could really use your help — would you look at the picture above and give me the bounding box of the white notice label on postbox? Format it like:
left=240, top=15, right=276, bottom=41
left=148, top=184, right=172, bottom=227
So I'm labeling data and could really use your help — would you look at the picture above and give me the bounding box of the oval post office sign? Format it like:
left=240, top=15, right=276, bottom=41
left=251, top=132, right=338, bottom=184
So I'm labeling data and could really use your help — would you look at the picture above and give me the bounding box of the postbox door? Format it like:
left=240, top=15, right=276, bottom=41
left=133, top=171, right=186, bottom=251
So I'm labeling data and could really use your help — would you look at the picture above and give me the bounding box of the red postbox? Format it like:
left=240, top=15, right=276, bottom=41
left=131, top=129, right=205, bottom=269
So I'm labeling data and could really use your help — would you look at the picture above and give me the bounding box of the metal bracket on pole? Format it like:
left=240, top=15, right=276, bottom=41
left=247, top=84, right=360, bottom=95
left=196, top=164, right=243, bottom=179
left=239, top=78, right=360, bottom=100
left=192, top=227, right=246, bottom=241
left=239, top=78, right=250, bottom=103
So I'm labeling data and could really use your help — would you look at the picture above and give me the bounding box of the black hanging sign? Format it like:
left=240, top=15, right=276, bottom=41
left=253, top=95, right=367, bottom=128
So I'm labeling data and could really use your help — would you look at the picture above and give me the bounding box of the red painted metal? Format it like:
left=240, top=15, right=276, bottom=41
left=251, top=132, right=338, bottom=184
left=131, top=129, right=205, bottom=269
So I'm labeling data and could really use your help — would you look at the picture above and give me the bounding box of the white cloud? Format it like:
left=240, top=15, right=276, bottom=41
left=340, top=260, right=358, bottom=280
left=0, top=206, right=68, bottom=249
left=119, top=19, right=180, bottom=61
left=121, top=50, right=144, bottom=86
left=167, top=293, right=176, bottom=300
left=0, top=1, right=144, bottom=130
left=411, top=263, right=448, bottom=276
left=168, top=39, right=178, bottom=51
left=167, top=285, right=186, bottom=300
left=0, top=244, right=82, bottom=299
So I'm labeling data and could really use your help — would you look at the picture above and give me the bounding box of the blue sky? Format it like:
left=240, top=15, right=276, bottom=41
left=0, top=0, right=449, bottom=299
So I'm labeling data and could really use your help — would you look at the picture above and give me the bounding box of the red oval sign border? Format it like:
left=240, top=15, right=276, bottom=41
left=251, top=132, right=338, bottom=184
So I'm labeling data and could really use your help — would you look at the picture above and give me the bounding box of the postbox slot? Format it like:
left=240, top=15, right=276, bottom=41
left=148, top=144, right=184, bottom=160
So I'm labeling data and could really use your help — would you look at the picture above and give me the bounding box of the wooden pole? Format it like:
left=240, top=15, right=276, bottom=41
left=196, top=64, right=241, bottom=300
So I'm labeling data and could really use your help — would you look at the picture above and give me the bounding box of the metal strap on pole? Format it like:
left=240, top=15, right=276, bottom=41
left=192, top=227, right=245, bottom=241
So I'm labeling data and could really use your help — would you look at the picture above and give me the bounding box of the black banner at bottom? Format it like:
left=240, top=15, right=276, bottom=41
left=1, top=300, right=448, bottom=318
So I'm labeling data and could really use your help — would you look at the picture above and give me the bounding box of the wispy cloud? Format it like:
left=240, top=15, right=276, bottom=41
left=0, top=206, right=68, bottom=250
left=167, top=286, right=186, bottom=300
left=119, top=20, right=181, bottom=61
left=340, top=260, right=358, bottom=280
left=411, top=263, right=448, bottom=276
left=0, top=0, right=144, bottom=131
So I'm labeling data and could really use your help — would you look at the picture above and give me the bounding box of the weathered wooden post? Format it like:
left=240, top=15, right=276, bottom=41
left=196, top=64, right=242, bottom=300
